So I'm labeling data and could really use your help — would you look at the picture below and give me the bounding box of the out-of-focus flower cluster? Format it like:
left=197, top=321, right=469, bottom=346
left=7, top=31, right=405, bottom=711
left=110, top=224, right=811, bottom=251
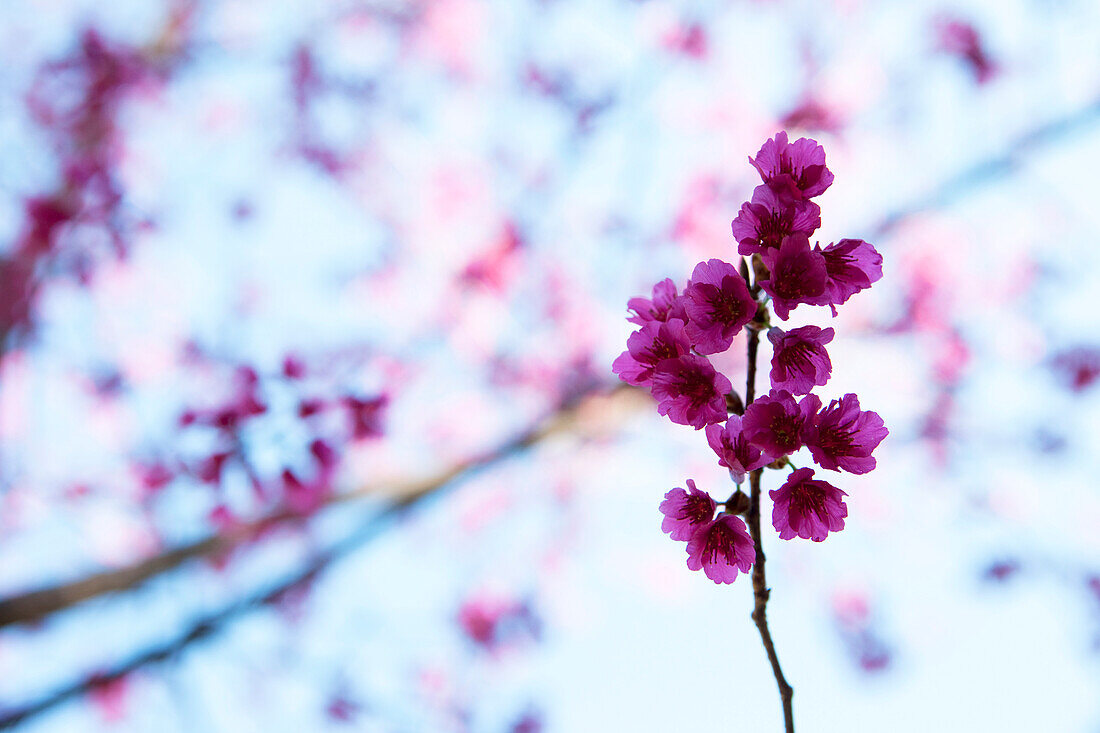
left=614, top=133, right=888, bottom=584
left=169, top=350, right=388, bottom=528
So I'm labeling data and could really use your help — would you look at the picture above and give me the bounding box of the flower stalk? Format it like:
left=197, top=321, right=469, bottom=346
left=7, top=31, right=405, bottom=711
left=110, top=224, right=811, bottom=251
left=744, top=327, right=795, bottom=733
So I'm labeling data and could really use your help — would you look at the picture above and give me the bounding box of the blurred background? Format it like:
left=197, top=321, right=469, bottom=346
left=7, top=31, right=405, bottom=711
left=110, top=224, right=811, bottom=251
left=0, top=0, right=1098, bottom=730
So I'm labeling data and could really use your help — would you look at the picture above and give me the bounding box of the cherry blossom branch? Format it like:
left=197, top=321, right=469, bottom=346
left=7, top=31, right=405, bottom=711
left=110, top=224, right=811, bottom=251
left=0, top=383, right=638, bottom=631
left=743, top=326, right=795, bottom=733
left=631, top=132, right=889, bottom=731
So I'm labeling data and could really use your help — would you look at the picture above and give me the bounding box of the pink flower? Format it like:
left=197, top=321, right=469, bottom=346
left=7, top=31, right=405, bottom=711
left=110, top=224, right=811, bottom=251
left=768, top=325, right=834, bottom=395
left=651, top=354, right=732, bottom=429
left=183, top=365, right=267, bottom=432
left=682, top=259, right=758, bottom=354
left=1051, top=347, right=1100, bottom=393
left=88, top=673, right=129, bottom=723
left=816, top=239, right=883, bottom=310
left=780, top=96, right=842, bottom=135
left=749, top=131, right=834, bottom=199
left=659, top=479, right=717, bottom=540
left=803, top=393, right=888, bottom=474
left=731, top=184, right=821, bottom=259
left=343, top=394, right=387, bottom=440
left=457, top=595, right=540, bottom=651
left=935, top=17, right=997, bottom=84
left=282, top=467, right=331, bottom=515
left=661, top=21, right=708, bottom=59
left=612, top=318, right=691, bottom=386
left=133, top=462, right=174, bottom=495
left=326, top=694, right=361, bottom=723
left=759, top=234, right=828, bottom=320
left=310, top=438, right=339, bottom=472
left=741, top=390, right=819, bottom=462
left=685, top=514, right=756, bottom=584
left=705, top=415, right=768, bottom=483
left=282, top=354, right=306, bottom=379
left=770, top=467, right=847, bottom=541
left=511, top=711, right=544, bottom=733
left=196, top=451, right=232, bottom=485
left=627, top=278, right=686, bottom=326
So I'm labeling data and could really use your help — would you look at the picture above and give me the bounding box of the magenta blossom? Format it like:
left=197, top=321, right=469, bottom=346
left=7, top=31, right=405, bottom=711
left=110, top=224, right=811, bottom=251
left=731, top=184, right=821, bottom=259
left=682, top=259, right=757, bottom=354
left=803, top=393, right=888, bottom=474
left=705, top=415, right=769, bottom=483
left=627, top=278, right=686, bottom=326
left=457, top=595, right=540, bottom=651
left=1050, top=347, right=1100, bottom=393
left=651, top=354, right=732, bottom=429
left=749, top=131, right=834, bottom=199
left=759, top=234, right=828, bottom=320
left=685, top=514, right=756, bottom=584
left=936, top=17, right=997, bottom=84
left=816, top=239, right=883, bottom=310
left=770, top=467, right=847, bottom=541
left=742, top=390, right=820, bottom=462
left=659, top=479, right=717, bottom=540
left=768, top=325, right=834, bottom=395
left=612, top=318, right=691, bottom=386
left=344, top=394, right=388, bottom=441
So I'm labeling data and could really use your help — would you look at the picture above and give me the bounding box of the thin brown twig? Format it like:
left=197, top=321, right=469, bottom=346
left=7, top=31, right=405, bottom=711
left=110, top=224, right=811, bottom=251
left=745, top=325, right=760, bottom=406
left=744, top=325, right=794, bottom=732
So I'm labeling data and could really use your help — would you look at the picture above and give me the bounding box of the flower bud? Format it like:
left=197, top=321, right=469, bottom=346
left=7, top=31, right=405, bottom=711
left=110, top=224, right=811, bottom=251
left=725, top=490, right=751, bottom=515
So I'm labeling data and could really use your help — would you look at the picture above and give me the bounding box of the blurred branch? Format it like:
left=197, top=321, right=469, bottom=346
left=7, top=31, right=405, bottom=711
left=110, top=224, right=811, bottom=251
left=0, top=382, right=642, bottom=729
left=0, top=535, right=225, bottom=630
left=0, top=383, right=641, bottom=631
left=870, top=96, right=1100, bottom=238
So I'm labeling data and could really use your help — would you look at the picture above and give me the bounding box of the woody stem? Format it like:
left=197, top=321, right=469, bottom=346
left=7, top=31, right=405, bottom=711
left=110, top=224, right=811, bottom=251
left=745, top=325, right=794, bottom=732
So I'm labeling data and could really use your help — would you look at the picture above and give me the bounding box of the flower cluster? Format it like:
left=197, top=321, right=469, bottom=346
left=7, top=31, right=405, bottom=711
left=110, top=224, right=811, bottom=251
left=614, top=132, right=888, bottom=584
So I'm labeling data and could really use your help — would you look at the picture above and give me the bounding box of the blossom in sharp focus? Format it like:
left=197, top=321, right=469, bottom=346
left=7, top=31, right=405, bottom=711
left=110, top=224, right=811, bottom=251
left=731, top=184, right=821, bottom=259
left=741, top=389, right=820, bottom=462
left=651, top=354, right=733, bottom=429
left=685, top=514, right=756, bottom=584
left=768, top=325, right=834, bottom=395
left=803, top=393, right=888, bottom=474
left=770, top=467, right=848, bottom=541
left=816, top=239, right=883, bottom=310
left=659, top=479, right=717, bottom=541
left=627, top=278, right=686, bottom=326
left=682, top=259, right=758, bottom=354
left=749, top=131, right=834, bottom=199
left=705, top=415, right=769, bottom=483
left=612, top=318, right=691, bottom=386
left=758, top=234, right=828, bottom=320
